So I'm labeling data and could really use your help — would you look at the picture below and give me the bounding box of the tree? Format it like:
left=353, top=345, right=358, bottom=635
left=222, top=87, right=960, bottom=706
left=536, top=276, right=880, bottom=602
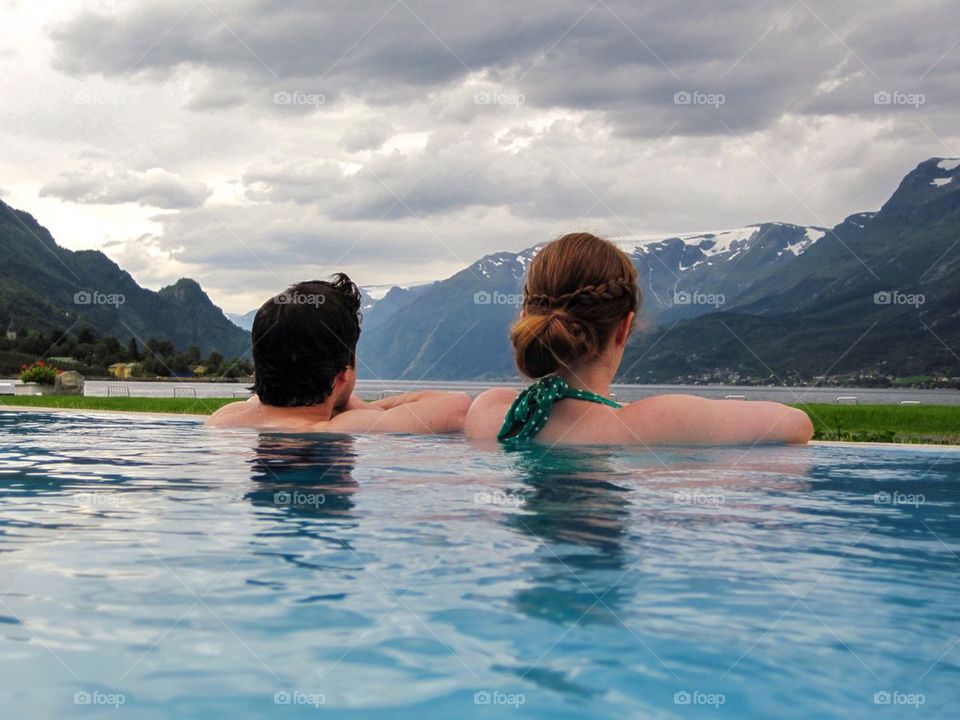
left=127, top=337, right=140, bottom=361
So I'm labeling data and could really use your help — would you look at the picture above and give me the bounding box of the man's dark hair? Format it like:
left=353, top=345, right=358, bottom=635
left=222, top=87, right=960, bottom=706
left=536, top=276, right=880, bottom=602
left=252, top=274, right=362, bottom=407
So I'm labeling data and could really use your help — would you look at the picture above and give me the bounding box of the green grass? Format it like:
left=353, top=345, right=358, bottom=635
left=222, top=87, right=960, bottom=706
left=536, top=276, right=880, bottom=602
left=794, top=403, right=960, bottom=444
left=0, top=395, right=239, bottom=415
left=2, top=396, right=959, bottom=444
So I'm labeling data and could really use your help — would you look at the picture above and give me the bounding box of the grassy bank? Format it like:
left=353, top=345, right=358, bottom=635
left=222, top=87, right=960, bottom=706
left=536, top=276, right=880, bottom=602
left=796, top=403, right=960, bottom=444
left=2, top=396, right=959, bottom=444
left=0, top=396, right=237, bottom=415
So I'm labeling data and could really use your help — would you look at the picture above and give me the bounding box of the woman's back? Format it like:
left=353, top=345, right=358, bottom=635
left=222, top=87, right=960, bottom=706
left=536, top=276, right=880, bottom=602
left=466, top=232, right=813, bottom=447
left=466, top=387, right=813, bottom=445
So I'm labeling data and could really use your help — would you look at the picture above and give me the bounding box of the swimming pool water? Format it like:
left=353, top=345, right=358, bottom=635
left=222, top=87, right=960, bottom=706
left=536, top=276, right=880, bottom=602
left=0, top=410, right=958, bottom=718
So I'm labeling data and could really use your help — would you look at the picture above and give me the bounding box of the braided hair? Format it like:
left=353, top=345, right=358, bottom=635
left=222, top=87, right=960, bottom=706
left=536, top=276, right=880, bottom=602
left=510, top=233, right=639, bottom=378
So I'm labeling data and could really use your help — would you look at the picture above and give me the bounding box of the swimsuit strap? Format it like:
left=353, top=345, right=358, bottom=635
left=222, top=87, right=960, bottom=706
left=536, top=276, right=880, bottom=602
left=497, top=374, right=622, bottom=443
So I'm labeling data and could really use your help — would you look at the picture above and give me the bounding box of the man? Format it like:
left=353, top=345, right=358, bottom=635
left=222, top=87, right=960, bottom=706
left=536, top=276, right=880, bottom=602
left=207, top=274, right=470, bottom=433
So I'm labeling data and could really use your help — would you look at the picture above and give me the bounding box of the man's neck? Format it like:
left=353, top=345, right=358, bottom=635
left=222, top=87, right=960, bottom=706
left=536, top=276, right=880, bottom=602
left=262, top=397, right=339, bottom=421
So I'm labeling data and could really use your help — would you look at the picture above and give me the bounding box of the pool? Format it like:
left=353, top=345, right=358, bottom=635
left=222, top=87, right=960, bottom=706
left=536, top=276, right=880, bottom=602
left=0, top=410, right=957, bottom=718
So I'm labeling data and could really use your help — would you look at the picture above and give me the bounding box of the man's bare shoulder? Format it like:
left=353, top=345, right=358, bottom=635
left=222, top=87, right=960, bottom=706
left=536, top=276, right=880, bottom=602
left=206, top=398, right=257, bottom=428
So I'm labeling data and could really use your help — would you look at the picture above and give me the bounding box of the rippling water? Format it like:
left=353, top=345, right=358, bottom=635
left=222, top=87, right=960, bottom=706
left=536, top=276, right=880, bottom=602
left=0, top=410, right=958, bottom=718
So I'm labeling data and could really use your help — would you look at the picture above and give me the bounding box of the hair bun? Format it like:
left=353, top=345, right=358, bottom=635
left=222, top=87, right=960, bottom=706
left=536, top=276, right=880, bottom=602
left=509, top=307, right=599, bottom=378
left=509, top=232, right=640, bottom=378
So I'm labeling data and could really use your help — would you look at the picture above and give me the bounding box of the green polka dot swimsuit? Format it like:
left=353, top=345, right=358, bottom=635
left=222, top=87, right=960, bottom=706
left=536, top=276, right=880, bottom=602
left=497, top=374, right=623, bottom=443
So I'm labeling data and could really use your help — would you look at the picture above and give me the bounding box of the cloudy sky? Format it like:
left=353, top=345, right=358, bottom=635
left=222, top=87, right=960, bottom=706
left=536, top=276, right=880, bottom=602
left=1, top=0, right=958, bottom=313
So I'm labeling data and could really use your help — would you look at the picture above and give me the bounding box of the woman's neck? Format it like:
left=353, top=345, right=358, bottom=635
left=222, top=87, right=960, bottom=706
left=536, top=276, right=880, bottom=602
left=556, top=360, right=615, bottom=398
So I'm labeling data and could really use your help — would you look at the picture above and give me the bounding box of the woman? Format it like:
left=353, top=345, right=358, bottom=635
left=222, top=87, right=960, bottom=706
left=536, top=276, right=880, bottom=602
left=465, top=232, right=814, bottom=445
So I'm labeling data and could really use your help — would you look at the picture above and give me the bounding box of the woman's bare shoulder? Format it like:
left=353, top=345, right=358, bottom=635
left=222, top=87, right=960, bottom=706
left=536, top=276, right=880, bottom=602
left=465, top=388, right=518, bottom=439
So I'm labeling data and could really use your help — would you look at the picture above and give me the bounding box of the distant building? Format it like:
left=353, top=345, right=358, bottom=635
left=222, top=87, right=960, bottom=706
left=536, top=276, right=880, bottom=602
left=5, top=319, right=15, bottom=341
left=192, top=365, right=207, bottom=377
left=108, top=362, right=139, bottom=379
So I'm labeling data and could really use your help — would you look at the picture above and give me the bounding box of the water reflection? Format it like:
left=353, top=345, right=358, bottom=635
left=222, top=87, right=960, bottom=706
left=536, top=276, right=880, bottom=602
left=245, top=433, right=358, bottom=523
left=503, top=445, right=635, bottom=627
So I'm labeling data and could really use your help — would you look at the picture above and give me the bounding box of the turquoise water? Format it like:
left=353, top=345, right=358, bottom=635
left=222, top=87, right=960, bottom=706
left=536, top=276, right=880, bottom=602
left=0, top=411, right=958, bottom=718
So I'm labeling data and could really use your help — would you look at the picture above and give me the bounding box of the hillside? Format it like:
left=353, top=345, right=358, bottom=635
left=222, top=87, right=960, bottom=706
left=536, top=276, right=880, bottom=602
left=0, top=199, right=250, bottom=357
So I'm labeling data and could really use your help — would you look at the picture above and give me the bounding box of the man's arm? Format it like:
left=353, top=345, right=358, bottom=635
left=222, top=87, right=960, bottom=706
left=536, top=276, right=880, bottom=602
left=318, top=391, right=471, bottom=434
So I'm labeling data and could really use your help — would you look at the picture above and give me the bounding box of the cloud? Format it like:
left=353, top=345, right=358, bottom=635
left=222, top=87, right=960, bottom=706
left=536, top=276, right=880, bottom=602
left=47, top=0, right=960, bottom=136
left=0, top=0, right=955, bottom=315
left=40, top=165, right=212, bottom=209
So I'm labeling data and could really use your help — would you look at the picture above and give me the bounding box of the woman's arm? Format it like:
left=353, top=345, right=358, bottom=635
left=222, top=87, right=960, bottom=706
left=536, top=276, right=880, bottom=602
left=615, top=394, right=814, bottom=445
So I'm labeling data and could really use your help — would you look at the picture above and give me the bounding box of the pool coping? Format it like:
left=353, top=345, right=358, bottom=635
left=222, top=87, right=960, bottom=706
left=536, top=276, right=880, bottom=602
left=2, top=404, right=960, bottom=449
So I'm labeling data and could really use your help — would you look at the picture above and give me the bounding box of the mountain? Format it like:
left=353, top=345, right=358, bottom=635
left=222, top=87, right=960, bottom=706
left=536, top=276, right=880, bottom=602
left=358, top=158, right=960, bottom=382
left=355, top=226, right=828, bottom=379
left=0, top=198, right=250, bottom=357
left=620, top=157, right=960, bottom=383
left=620, top=223, right=826, bottom=322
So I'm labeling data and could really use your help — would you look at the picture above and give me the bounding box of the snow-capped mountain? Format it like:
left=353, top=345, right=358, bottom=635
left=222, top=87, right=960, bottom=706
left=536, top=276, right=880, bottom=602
left=357, top=157, right=960, bottom=381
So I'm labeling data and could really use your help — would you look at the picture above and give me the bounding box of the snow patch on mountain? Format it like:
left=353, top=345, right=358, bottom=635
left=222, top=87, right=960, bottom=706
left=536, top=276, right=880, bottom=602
left=931, top=177, right=954, bottom=187
left=937, top=159, right=960, bottom=172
